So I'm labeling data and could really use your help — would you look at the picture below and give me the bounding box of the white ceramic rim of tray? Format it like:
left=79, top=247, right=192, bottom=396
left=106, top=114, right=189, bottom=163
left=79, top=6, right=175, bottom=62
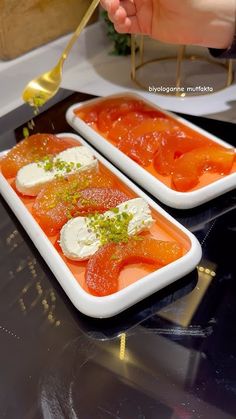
left=66, top=91, right=236, bottom=209
left=0, top=133, right=202, bottom=318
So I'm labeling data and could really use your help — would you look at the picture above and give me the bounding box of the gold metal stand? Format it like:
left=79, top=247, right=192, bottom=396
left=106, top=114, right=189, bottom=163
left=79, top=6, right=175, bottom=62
left=131, top=35, right=234, bottom=96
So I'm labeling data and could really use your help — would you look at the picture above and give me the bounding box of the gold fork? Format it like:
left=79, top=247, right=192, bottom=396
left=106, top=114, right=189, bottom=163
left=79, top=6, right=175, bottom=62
left=22, top=0, right=100, bottom=107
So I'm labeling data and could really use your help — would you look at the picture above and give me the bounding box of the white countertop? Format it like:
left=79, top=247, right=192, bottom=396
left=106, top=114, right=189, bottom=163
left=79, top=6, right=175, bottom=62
left=0, top=22, right=236, bottom=123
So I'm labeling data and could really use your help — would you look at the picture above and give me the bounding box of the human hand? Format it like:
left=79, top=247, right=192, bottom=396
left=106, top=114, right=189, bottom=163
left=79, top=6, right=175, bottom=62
left=101, top=0, right=235, bottom=49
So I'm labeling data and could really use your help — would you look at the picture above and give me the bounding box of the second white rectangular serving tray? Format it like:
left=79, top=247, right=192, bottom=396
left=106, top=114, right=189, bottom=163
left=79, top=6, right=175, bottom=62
left=66, top=92, right=236, bottom=209
left=0, top=133, right=202, bottom=318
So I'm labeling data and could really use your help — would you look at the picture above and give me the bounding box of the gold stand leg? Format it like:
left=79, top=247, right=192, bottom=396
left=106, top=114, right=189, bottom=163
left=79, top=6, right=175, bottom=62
left=139, top=35, right=144, bottom=65
left=131, top=34, right=136, bottom=80
left=226, top=59, right=234, bottom=87
left=119, top=333, right=126, bottom=360
left=176, top=45, right=185, bottom=95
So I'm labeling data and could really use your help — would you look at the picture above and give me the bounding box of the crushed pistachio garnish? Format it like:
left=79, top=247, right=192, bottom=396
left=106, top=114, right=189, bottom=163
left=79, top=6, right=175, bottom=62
left=24, top=93, right=45, bottom=137
left=28, top=119, right=35, bottom=130
left=110, top=207, right=119, bottom=214
left=86, top=210, right=133, bottom=245
left=23, top=94, right=45, bottom=137
left=22, top=118, right=35, bottom=138
left=44, top=178, right=90, bottom=212
left=78, top=197, right=97, bottom=207
left=83, top=240, right=94, bottom=246
left=23, top=127, right=30, bottom=138
left=110, top=254, right=121, bottom=261
left=66, top=210, right=73, bottom=220
left=36, top=155, right=81, bottom=174
left=132, top=235, right=143, bottom=241
left=30, top=94, right=46, bottom=115
left=54, top=180, right=87, bottom=203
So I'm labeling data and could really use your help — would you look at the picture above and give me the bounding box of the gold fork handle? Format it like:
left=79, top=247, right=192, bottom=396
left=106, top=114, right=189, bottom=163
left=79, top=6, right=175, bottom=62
left=61, top=0, right=100, bottom=62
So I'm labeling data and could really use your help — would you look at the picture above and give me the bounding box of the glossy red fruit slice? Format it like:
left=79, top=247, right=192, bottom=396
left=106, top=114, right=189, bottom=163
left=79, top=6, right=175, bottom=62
left=113, top=118, right=178, bottom=166
left=95, top=98, right=164, bottom=133
left=1, top=134, right=78, bottom=178
left=32, top=171, right=117, bottom=235
left=75, top=188, right=129, bottom=215
left=86, top=238, right=183, bottom=296
left=107, top=111, right=146, bottom=142
left=115, top=119, right=176, bottom=167
left=97, top=98, right=145, bottom=132
left=129, top=118, right=177, bottom=139
left=153, top=131, right=210, bottom=176
left=119, top=133, right=160, bottom=166
left=172, top=146, right=235, bottom=191
left=74, top=103, right=103, bottom=125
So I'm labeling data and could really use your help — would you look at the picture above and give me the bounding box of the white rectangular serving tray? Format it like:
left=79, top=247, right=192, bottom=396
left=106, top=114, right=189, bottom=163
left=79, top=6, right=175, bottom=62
left=0, top=133, right=202, bottom=318
left=66, top=92, right=236, bottom=209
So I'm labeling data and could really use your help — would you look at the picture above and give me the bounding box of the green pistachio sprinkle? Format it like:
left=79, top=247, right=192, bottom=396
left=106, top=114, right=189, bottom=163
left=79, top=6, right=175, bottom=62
left=66, top=211, right=73, bottom=220
left=23, top=127, right=30, bottom=138
left=83, top=240, right=94, bottom=246
left=28, top=119, right=35, bottom=130
left=37, top=155, right=81, bottom=174
left=86, top=210, right=133, bottom=245
left=110, top=254, right=121, bottom=261
left=30, top=94, right=46, bottom=115
left=110, top=207, right=119, bottom=214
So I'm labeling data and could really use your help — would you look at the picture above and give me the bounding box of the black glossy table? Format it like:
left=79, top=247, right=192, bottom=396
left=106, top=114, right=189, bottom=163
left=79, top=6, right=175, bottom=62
left=0, top=90, right=235, bottom=419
